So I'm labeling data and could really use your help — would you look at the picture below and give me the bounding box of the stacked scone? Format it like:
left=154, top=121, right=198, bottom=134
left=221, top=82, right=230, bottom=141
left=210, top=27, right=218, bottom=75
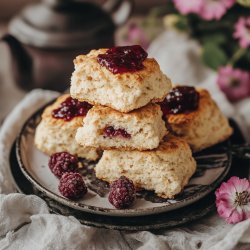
left=70, top=45, right=197, bottom=199
left=35, top=45, right=233, bottom=204
left=160, top=86, right=233, bottom=152
left=35, top=94, right=100, bottom=161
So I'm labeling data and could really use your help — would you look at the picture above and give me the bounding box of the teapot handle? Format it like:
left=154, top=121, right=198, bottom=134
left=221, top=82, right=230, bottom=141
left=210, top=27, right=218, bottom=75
left=103, top=0, right=134, bottom=26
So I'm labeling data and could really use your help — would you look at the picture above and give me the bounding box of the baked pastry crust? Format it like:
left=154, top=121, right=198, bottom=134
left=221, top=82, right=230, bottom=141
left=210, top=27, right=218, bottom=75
left=166, top=88, right=233, bottom=152
left=95, top=136, right=196, bottom=199
left=34, top=94, right=100, bottom=160
left=75, top=103, right=167, bottom=151
left=70, top=49, right=172, bottom=113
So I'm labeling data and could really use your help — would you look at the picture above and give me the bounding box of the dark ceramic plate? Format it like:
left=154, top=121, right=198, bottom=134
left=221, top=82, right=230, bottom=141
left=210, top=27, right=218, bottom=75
left=15, top=103, right=232, bottom=216
left=10, top=119, right=249, bottom=230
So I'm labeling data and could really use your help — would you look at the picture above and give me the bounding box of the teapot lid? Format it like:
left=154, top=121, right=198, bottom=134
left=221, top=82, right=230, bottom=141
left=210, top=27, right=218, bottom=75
left=8, top=0, right=115, bottom=48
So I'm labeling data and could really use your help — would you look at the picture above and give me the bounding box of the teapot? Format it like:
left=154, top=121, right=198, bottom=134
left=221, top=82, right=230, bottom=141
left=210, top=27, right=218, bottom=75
left=1, top=0, right=133, bottom=91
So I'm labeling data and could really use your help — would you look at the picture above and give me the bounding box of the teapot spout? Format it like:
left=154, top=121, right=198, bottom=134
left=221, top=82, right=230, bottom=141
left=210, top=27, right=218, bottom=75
left=2, top=34, right=33, bottom=89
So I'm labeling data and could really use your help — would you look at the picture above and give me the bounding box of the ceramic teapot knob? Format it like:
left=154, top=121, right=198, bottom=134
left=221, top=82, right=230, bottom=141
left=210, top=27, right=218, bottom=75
left=103, top=0, right=134, bottom=26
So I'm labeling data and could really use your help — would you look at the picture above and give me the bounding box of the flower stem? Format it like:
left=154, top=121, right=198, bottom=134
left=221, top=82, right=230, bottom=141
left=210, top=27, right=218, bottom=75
left=229, top=48, right=246, bottom=66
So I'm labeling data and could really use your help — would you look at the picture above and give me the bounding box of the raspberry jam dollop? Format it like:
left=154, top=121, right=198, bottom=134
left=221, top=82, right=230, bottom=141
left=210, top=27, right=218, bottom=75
left=103, top=126, right=131, bottom=139
left=52, top=97, right=92, bottom=121
left=97, top=45, right=148, bottom=74
left=160, top=86, right=199, bottom=115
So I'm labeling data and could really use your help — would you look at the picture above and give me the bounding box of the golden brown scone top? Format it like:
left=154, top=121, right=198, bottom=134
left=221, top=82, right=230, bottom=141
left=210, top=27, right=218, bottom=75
left=73, top=49, right=162, bottom=86
left=110, top=135, right=190, bottom=155
left=158, top=135, right=189, bottom=152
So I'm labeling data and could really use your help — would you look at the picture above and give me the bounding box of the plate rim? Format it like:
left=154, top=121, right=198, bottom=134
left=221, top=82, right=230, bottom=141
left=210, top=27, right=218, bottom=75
left=10, top=142, right=218, bottom=231
left=15, top=100, right=232, bottom=217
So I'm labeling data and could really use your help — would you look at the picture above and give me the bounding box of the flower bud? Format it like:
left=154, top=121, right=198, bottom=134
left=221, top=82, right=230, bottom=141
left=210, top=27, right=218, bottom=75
left=163, top=14, right=180, bottom=30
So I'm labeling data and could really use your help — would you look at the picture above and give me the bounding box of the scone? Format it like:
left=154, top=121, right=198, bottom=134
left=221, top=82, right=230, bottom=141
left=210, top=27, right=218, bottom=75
left=161, top=87, right=233, bottom=152
left=35, top=94, right=100, bottom=160
left=75, top=103, right=167, bottom=150
left=95, top=136, right=196, bottom=199
left=70, top=47, right=172, bottom=113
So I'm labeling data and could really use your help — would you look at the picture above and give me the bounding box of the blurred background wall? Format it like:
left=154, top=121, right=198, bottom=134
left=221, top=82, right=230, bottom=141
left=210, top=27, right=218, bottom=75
left=0, top=0, right=38, bottom=20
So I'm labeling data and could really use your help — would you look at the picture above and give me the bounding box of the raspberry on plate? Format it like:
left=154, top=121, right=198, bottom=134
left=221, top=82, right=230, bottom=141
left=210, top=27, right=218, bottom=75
left=59, top=172, right=87, bottom=200
left=48, top=152, right=78, bottom=178
left=108, top=176, right=136, bottom=209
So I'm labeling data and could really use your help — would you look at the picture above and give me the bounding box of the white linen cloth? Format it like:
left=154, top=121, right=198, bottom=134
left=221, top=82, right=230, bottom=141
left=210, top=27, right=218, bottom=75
left=0, top=31, right=250, bottom=250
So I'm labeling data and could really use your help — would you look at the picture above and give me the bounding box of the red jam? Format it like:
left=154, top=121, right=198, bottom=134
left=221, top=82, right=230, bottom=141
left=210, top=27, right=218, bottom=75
left=52, top=97, right=92, bottom=121
left=103, top=126, right=131, bottom=139
left=160, top=86, right=199, bottom=115
left=97, top=45, right=148, bottom=74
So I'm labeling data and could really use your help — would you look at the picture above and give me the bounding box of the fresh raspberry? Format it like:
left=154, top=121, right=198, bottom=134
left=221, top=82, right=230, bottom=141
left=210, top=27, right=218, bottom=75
left=108, top=176, right=136, bottom=209
left=59, top=172, right=87, bottom=200
left=49, top=152, right=78, bottom=178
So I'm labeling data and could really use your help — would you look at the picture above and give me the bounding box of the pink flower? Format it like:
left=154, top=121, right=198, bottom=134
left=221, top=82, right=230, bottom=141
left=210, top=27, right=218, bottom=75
left=217, top=66, right=250, bottom=102
left=173, top=0, right=203, bottom=15
left=215, top=176, right=250, bottom=224
left=173, top=0, right=235, bottom=20
left=234, top=17, right=250, bottom=48
left=124, top=23, right=149, bottom=50
left=199, top=0, right=235, bottom=20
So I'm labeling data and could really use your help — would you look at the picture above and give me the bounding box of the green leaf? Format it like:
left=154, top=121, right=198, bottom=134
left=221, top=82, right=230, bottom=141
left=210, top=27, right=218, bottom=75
left=201, top=33, right=226, bottom=45
left=202, top=43, right=228, bottom=70
left=174, top=16, right=189, bottom=31
left=244, top=49, right=250, bottom=61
